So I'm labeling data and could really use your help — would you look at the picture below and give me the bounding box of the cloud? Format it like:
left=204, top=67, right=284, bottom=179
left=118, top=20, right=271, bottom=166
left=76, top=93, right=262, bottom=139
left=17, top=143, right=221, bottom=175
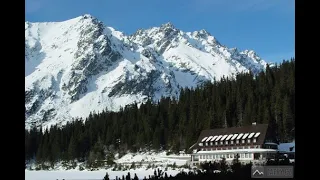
left=25, top=0, right=46, bottom=13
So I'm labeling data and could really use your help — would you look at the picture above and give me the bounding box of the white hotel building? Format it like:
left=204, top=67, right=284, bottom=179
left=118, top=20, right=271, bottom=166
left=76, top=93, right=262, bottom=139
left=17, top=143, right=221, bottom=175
left=190, top=123, right=278, bottom=165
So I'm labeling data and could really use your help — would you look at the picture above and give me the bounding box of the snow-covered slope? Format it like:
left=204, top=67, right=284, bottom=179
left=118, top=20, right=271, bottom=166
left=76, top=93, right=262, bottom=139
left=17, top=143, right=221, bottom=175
left=25, top=14, right=269, bottom=129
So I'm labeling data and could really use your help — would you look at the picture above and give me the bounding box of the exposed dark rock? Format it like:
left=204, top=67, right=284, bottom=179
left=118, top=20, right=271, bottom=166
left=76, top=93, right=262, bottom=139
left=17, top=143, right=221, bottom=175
left=108, top=70, right=161, bottom=97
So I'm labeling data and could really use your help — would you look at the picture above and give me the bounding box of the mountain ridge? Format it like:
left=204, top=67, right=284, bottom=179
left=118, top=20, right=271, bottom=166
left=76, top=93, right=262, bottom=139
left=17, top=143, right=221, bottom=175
left=25, top=14, right=270, bottom=129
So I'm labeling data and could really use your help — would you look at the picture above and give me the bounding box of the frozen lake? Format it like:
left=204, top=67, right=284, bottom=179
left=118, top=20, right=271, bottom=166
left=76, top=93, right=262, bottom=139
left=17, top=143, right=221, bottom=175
left=25, top=169, right=185, bottom=180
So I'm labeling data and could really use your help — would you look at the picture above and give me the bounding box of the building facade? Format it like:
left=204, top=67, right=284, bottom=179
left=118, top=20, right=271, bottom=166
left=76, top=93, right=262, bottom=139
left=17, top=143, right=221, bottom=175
left=190, top=123, right=278, bottom=165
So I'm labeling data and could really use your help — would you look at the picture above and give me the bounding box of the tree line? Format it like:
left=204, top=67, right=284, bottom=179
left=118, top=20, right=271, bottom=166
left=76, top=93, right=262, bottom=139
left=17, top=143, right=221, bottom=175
left=25, top=59, right=295, bottom=165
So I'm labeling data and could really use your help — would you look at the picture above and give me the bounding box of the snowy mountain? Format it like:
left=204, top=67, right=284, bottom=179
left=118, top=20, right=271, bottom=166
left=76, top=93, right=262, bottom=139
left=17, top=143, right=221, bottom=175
left=25, top=14, right=268, bottom=129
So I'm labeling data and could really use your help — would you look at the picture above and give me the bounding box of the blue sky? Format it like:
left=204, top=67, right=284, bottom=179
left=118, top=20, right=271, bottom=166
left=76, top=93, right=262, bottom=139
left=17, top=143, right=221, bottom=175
left=26, top=0, right=294, bottom=63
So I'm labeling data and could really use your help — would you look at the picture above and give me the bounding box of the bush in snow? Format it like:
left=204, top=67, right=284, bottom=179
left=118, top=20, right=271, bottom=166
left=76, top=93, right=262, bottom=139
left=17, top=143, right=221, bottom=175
left=117, top=163, right=122, bottom=171
left=79, top=165, right=85, bottom=171
left=172, top=162, right=177, bottom=170
left=112, top=163, right=116, bottom=171
left=130, top=162, right=136, bottom=170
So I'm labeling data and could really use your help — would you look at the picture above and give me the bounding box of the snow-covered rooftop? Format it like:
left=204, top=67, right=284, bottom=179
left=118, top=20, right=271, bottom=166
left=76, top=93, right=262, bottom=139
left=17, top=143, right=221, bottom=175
left=278, top=142, right=295, bottom=153
left=215, top=135, right=223, bottom=141
left=201, top=137, right=208, bottom=142
left=226, top=134, right=233, bottom=141
left=210, top=135, right=218, bottom=142
left=206, top=136, right=213, bottom=142
left=242, top=133, right=249, bottom=139
left=248, top=132, right=255, bottom=138
left=231, top=134, right=238, bottom=140
left=236, top=133, right=244, bottom=140
left=195, top=148, right=278, bottom=154
left=254, top=132, right=261, bottom=138
left=220, top=135, right=228, bottom=141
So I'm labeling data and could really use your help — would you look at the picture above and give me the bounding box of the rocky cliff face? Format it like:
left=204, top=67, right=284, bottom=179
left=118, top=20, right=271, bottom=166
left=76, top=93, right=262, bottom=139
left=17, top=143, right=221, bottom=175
left=25, top=14, right=268, bottom=129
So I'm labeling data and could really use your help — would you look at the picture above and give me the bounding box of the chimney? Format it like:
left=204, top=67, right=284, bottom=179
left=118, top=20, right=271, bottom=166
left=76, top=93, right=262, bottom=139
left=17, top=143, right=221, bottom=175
left=252, top=122, right=257, bottom=126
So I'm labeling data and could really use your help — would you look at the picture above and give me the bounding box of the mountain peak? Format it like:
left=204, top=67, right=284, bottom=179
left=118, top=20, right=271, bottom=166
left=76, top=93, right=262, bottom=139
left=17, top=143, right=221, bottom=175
left=25, top=15, right=268, bottom=129
left=160, top=22, right=175, bottom=29
left=242, top=50, right=258, bottom=57
left=82, top=14, right=95, bottom=19
left=199, top=29, right=210, bottom=36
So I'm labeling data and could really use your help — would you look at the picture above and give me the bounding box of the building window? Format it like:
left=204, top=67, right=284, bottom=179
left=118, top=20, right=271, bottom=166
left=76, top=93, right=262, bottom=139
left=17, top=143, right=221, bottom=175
left=227, top=154, right=230, bottom=159
left=231, top=140, right=233, bottom=144
left=245, top=153, right=249, bottom=158
left=241, top=154, right=244, bottom=158
left=221, top=154, right=224, bottom=158
left=248, top=139, right=251, bottom=143
left=217, top=154, right=220, bottom=159
left=242, top=139, right=245, bottom=144
left=220, top=141, right=223, bottom=145
left=249, top=153, right=252, bottom=158
left=215, top=142, right=218, bottom=145
left=231, top=154, right=234, bottom=159
left=236, top=140, right=239, bottom=144
left=214, top=155, right=216, bottom=159
left=225, top=141, right=228, bottom=145
left=253, top=138, right=256, bottom=143
left=210, top=142, right=213, bottom=146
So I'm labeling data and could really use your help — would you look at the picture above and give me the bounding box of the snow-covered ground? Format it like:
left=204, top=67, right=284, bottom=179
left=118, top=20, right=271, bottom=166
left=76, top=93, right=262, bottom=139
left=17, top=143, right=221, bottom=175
left=25, top=168, right=189, bottom=180
left=115, top=151, right=190, bottom=166
left=26, top=151, right=192, bottom=179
